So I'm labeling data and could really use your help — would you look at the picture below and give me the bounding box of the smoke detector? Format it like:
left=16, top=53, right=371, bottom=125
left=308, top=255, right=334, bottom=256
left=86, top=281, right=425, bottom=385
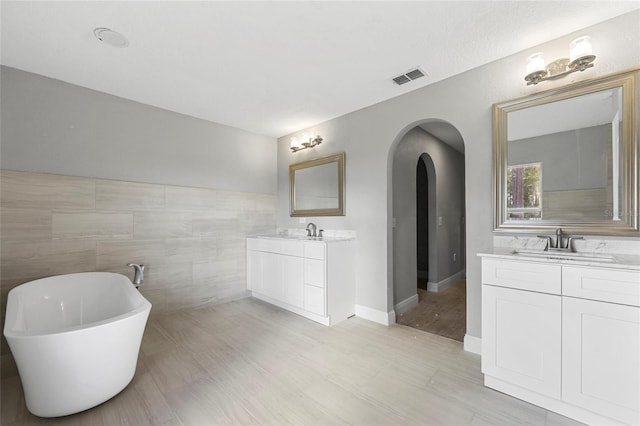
left=93, top=28, right=129, bottom=48
left=392, top=67, right=426, bottom=85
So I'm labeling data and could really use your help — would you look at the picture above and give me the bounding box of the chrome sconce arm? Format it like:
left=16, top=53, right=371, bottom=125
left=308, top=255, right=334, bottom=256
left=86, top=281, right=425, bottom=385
left=290, top=135, right=323, bottom=153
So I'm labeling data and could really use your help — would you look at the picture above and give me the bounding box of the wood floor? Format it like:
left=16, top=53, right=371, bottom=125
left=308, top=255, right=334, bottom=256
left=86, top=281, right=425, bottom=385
left=397, top=279, right=467, bottom=342
left=1, top=298, right=583, bottom=425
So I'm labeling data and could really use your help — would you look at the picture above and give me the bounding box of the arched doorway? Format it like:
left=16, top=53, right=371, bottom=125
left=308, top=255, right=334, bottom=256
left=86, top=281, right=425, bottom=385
left=391, top=121, right=466, bottom=341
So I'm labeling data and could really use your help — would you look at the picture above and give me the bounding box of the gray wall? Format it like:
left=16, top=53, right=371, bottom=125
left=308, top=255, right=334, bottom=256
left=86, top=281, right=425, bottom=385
left=1, top=66, right=277, bottom=194
left=392, top=127, right=465, bottom=307
left=0, top=66, right=278, bottom=355
left=276, top=11, right=640, bottom=340
left=509, top=124, right=611, bottom=191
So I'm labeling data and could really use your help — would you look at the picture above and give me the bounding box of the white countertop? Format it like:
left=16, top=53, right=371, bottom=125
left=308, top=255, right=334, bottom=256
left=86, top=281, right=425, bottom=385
left=478, top=247, right=640, bottom=271
left=248, top=234, right=354, bottom=243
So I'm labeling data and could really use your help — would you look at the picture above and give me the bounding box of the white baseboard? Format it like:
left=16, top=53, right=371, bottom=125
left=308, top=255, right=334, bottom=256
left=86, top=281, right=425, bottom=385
left=394, top=293, right=419, bottom=316
left=355, top=304, right=395, bottom=325
left=427, top=269, right=466, bottom=292
left=464, top=334, right=481, bottom=355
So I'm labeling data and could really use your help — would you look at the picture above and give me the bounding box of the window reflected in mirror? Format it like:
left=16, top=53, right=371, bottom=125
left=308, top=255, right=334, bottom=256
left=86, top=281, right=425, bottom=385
left=507, top=163, right=541, bottom=221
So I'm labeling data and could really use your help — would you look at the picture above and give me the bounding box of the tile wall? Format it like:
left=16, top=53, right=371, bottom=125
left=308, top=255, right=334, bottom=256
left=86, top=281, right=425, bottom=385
left=0, top=170, right=276, bottom=343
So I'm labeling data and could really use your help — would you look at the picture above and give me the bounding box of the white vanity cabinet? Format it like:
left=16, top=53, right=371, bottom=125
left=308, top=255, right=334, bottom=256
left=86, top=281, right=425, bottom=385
left=481, top=258, right=562, bottom=399
left=247, top=237, right=355, bottom=326
left=562, top=266, right=640, bottom=425
left=480, top=255, right=640, bottom=426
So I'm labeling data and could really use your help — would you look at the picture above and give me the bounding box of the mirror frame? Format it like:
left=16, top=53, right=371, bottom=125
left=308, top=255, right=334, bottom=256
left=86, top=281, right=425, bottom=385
left=493, top=68, right=639, bottom=235
left=289, top=152, right=345, bottom=217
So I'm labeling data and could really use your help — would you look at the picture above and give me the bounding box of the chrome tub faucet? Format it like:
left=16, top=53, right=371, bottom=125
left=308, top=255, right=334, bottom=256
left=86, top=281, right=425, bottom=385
left=127, top=263, right=145, bottom=287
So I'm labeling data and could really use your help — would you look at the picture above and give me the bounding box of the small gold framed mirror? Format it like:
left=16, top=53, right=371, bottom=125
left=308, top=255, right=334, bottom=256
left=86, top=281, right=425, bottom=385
left=290, top=152, right=345, bottom=217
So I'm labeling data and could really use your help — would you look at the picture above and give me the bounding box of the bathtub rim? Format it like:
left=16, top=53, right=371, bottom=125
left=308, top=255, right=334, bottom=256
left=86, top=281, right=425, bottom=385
left=3, top=272, right=152, bottom=338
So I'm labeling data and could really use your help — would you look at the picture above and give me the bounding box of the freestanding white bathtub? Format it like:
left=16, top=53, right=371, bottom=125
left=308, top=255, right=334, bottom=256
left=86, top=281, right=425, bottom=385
left=3, top=272, right=152, bottom=417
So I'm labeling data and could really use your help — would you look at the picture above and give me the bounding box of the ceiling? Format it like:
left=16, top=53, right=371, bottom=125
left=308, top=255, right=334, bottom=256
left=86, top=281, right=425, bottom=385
left=2, top=1, right=638, bottom=139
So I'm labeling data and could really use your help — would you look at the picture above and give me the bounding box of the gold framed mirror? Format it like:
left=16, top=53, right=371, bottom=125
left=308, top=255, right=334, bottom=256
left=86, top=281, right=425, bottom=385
left=493, top=68, right=638, bottom=234
left=290, top=152, right=345, bottom=217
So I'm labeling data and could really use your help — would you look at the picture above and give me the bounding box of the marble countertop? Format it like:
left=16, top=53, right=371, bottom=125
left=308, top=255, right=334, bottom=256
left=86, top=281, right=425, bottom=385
left=478, top=247, right=640, bottom=271
left=248, top=234, right=354, bottom=243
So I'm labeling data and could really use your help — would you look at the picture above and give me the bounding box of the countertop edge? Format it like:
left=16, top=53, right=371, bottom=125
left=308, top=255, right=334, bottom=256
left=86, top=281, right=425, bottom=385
left=478, top=249, right=640, bottom=271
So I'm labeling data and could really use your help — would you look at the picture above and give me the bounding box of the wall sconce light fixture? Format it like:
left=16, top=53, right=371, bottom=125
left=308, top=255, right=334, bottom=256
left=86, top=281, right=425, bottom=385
left=525, top=35, right=596, bottom=85
left=290, top=134, right=323, bottom=153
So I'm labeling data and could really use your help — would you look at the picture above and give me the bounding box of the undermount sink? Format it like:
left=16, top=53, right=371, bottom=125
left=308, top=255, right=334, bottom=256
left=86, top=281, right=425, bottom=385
left=512, top=249, right=615, bottom=263
left=255, top=234, right=309, bottom=240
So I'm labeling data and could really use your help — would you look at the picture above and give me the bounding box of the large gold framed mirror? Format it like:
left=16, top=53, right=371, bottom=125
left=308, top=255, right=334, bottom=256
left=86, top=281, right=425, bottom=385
left=493, top=68, right=638, bottom=234
left=290, top=152, right=345, bottom=217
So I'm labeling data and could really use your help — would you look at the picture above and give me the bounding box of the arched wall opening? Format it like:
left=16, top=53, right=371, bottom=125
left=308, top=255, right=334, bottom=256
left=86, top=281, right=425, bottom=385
left=390, top=120, right=466, bottom=324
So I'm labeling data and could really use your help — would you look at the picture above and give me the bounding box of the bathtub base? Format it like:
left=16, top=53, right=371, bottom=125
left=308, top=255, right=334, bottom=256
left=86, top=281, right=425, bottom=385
left=11, top=309, right=149, bottom=417
left=4, top=272, right=152, bottom=418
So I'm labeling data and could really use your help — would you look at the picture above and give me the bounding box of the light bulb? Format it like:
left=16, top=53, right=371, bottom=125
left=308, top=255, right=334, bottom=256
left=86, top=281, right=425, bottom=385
left=526, top=53, right=546, bottom=76
left=569, top=36, right=593, bottom=63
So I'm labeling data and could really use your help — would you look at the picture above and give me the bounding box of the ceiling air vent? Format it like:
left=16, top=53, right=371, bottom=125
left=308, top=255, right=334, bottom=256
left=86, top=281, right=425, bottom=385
left=392, top=67, right=426, bottom=85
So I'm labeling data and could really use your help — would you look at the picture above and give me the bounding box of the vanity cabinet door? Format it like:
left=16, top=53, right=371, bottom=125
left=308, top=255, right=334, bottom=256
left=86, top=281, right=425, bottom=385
left=253, top=251, right=303, bottom=306
left=562, top=297, right=640, bottom=425
left=260, top=252, right=283, bottom=299
left=482, top=285, right=561, bottom=399
left=282, top=255, right=303, bottom=308
left=246, top=249, right=263, bottom=292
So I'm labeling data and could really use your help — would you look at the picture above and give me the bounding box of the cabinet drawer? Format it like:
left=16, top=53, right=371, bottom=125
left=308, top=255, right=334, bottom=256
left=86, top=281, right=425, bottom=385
left=247, top=238, right=303, bottom=257
left=482, top=258, right=561, bottom=294
left=304, top=258, right=325, bottom=288
left=303, top=242, right=325, bottom=260
left=304, top=284, right=325, bottom=316
left=563, top=266, right=640, bottom=307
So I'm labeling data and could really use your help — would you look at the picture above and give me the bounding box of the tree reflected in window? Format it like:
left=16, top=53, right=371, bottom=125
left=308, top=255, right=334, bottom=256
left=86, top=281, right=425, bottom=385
left=507, top=163, right=542, bottom=220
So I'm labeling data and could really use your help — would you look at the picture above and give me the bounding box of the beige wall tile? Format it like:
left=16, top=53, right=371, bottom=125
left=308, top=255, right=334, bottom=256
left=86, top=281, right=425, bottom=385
left=134, top=211, right=192, bottom=239
left=216, top=190, right=255, bottom=211
left=0, top=207, right=52, bottom=241
left=192, top=259, right=243, bottom=286
left=166, top=237, right=216, bottom=264
left=97, top=239, right=167, bottom=271
left=139, top=287, right=168, bottom=313
left=254, top=193, right=277, bottom=213
left=165, top=186, right=217, bottom=211
left=52, top=210, right=133, bottom=240
left=192, top=212, right=219, bottom=237
left=0, top=171, right=276, bottom=318
left=146, top=262, right=193, bottom=290
left=0, top=239, right=97, bottom=287
left=193, top=211, right=241, bottom=236
left=96, top=179, right=165, bottom=211
left=1, top=170, right=95, bottom=209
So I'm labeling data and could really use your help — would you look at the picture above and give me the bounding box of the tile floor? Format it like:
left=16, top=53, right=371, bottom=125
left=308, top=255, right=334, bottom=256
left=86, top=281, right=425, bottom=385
left=1, top=298, right=584, bottom=425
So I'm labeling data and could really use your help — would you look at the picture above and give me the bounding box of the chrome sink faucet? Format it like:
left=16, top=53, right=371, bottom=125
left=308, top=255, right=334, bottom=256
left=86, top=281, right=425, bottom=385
left=306, top=222, right=317, bottom=238
left=537, top=228, right=583, bottom=251
left=555, top=227, right=564, bottom=248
